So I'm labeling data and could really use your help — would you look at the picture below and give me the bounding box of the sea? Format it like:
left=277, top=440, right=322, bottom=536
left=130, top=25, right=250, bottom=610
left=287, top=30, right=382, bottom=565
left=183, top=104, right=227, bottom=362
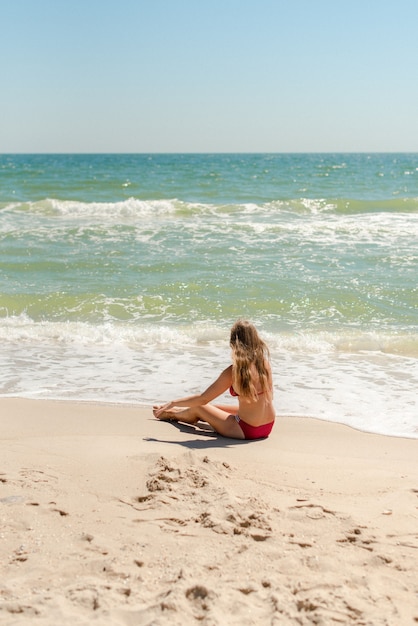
left=0, top=153, right=417, bottom=438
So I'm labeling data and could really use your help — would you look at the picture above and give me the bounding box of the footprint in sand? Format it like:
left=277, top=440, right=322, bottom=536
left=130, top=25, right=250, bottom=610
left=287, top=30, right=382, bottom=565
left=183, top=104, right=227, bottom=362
left=66, top=586, right=100, bottom=611
left=124, top=453, right=273, bottom=542
left=1, top=604, right=40, bottom=617
left=336, top=529, right=376, bottom=552
left=185, top=585, right=213, bottom=619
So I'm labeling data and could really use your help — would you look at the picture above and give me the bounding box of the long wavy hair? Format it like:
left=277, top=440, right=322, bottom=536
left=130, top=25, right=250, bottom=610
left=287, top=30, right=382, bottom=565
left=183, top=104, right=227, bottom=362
left=230, top=320, right=271, bottom=401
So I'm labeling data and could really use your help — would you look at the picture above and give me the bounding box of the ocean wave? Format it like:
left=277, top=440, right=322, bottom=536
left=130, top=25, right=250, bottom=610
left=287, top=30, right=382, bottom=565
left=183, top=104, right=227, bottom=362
left=0, top=316, right=417, bottom=358
left=2, top=195, right=418, bottom=222
left=266, top=329, right=418, bottom=357
left=0, top=316, right=225, bottom=348
left=265, top=197, right=418, bottom=215
left=8, top=197, right=180, bottom=218
left=2, top=207, right=417, bottom=250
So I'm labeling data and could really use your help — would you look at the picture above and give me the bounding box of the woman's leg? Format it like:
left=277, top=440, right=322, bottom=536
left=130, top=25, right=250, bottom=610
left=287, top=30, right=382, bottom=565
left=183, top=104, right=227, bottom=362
left=214, top=403, right=239, bottom=414
left=153, top=404, right=245, bottom=439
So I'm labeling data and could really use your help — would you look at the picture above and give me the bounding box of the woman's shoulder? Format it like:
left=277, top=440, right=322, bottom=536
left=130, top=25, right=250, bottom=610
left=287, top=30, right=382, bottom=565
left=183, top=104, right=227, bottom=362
left=218, top=364, right=233, bottom=383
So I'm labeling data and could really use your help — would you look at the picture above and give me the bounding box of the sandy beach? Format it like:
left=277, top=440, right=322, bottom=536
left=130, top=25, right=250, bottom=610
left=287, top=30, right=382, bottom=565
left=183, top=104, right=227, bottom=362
left=1, top=398, right=417, bottom=625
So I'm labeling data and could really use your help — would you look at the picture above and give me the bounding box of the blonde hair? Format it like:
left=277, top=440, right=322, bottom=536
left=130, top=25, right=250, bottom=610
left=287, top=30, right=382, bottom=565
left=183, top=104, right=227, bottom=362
left=230, top=320, right=271, bottom=401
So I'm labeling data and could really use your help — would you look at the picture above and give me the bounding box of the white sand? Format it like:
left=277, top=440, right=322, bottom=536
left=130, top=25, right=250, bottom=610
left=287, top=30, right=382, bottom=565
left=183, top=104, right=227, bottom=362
left=1, top=398, right=417, bottom=625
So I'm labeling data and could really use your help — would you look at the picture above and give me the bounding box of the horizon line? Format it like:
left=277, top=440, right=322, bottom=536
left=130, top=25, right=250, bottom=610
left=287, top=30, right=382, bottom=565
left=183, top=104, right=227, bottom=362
left=2, top=150, right=418, bottom=156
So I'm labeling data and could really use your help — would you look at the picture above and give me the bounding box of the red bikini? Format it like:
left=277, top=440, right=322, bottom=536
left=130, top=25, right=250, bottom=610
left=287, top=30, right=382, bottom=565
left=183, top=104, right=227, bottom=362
left=229, top=385, right=274, bottom=440
left=229, top=385, right=265, bottom=397
left=234, top=415, right=275, bottom=439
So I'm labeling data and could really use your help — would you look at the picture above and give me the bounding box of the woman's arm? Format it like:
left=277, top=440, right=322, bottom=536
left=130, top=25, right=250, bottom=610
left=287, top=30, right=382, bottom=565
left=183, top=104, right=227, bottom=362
left=154, top=365, right=232, bottom=416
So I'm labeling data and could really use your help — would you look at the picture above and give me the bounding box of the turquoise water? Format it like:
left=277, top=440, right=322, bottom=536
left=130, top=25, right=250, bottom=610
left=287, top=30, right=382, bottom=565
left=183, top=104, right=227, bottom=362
left=1, top=153, right=417, bottom=437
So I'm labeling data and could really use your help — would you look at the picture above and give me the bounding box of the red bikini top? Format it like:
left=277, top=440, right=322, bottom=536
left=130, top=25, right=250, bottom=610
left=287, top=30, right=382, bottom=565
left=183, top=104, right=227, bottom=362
left=229, top=385, right=266, bottom=397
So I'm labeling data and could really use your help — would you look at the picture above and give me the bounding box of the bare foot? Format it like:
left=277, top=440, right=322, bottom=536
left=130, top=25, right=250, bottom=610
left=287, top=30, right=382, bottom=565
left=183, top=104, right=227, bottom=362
left=153, top=406, right=182, bottom=420
left=153, top=406, right=199, bottom=425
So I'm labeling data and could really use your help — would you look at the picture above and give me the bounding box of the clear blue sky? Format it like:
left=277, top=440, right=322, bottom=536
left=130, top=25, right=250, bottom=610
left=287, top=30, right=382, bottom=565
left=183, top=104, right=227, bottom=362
left=1, top=0, right=417, bottom=153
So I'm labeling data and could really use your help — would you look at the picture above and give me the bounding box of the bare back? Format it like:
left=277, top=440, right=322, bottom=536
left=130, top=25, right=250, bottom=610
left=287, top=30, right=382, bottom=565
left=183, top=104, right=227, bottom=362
left=232, top=362, right=275, bottom=426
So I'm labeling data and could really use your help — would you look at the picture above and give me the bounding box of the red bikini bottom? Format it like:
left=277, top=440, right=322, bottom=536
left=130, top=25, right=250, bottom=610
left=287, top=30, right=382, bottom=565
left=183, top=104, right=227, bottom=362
left=235, top=416, right=274, bottom=440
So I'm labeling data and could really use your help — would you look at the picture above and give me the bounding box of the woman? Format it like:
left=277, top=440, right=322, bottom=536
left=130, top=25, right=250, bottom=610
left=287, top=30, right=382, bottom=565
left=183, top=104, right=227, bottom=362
left=153, top=320, right=275, bottom=440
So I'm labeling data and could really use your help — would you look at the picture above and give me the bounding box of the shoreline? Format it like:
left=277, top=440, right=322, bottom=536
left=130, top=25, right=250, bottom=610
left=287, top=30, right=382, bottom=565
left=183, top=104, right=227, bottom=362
left=1, top=397, right=417, bottom=624
left=1, top=394, right=417, bottom=441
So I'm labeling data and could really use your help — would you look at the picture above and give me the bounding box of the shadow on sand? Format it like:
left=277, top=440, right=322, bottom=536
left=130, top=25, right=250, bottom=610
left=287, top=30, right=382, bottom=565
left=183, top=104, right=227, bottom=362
left=144, top=419, right=251, bottom=450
